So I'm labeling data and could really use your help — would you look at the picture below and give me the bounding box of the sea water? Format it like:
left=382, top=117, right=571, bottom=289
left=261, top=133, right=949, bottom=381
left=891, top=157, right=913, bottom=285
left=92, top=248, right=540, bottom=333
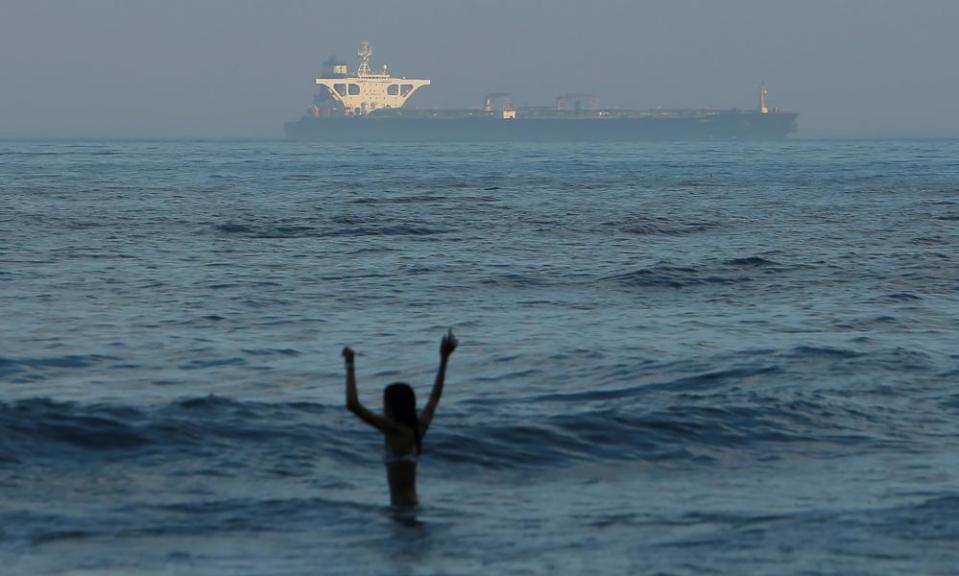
left=1, top=140, right=958, bottom=575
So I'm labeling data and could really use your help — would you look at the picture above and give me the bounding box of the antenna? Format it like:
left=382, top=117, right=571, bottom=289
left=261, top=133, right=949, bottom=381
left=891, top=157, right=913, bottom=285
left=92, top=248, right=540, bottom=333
left=357, top=41, right=373, bottom=76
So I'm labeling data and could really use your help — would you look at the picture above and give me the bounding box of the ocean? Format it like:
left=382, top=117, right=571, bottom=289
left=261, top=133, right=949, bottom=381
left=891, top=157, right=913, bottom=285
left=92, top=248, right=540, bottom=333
left=1, top=139, right=958, bottom=575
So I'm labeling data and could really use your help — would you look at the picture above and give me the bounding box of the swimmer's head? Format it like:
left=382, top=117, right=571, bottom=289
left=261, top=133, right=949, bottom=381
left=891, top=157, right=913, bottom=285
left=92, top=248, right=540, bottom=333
left=384, top=382, right=421, bottom=454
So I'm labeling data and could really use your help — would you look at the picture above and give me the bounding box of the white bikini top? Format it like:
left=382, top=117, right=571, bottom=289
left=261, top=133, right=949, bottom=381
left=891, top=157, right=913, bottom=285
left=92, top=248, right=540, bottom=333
left=383, top=447, right=418, bottom=465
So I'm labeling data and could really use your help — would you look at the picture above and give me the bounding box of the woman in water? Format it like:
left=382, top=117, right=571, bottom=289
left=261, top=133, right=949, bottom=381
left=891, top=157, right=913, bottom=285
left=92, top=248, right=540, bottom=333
left=342, top=329, right=458, bottom=506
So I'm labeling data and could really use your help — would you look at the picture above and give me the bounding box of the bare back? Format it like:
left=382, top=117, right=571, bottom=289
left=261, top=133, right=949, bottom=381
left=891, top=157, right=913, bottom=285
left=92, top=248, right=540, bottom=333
left=383, top=425, right=419, bottom=506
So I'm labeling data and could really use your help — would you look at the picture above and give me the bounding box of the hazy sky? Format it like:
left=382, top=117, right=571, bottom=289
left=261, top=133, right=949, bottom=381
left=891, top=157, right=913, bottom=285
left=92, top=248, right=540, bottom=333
left=2, top=0, right=957, bottom=138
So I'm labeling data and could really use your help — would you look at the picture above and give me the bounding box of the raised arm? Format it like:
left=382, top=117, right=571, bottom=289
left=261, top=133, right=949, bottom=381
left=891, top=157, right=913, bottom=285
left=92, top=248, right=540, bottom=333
left=419, top=329, right=458, bottom=436
left=343, top=346, right=397, bottom=434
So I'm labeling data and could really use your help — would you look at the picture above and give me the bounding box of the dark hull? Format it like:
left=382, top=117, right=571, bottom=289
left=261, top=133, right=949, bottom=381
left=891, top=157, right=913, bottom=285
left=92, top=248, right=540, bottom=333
left=284, top=111, right=798, bottom=142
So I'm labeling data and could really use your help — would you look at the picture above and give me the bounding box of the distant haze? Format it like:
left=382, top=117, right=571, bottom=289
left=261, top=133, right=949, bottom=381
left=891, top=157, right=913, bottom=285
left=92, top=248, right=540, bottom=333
left=2, top=0, right=957, bottom=139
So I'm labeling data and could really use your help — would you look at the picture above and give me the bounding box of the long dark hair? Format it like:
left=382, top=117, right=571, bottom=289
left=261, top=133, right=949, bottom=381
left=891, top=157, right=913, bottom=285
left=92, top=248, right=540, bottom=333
left=383, top=383, right=421, bottom=454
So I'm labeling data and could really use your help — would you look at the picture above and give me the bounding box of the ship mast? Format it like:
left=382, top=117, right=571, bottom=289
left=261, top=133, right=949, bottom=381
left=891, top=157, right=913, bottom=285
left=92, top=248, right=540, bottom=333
left=357, top=41, right=373, bottom=77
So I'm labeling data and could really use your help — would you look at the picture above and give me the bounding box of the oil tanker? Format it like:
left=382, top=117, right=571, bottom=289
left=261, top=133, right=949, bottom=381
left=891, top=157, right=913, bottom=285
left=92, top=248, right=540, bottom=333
left=284, top=42, right=798, bottom=142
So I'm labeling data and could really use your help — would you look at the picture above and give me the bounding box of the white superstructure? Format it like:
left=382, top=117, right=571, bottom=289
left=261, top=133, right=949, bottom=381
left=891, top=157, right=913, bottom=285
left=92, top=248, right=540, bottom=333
left=315, top=42, right=430, bottom=116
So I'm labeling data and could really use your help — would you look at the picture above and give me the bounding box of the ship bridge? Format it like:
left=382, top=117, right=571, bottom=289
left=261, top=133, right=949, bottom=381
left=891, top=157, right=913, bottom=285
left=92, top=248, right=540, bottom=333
left=315, top=42, right=430, bottom=116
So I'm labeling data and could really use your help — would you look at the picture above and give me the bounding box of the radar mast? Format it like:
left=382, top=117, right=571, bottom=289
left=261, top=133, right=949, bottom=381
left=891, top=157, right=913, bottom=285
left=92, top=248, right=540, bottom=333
left=357, top=41, right=373, bottom=77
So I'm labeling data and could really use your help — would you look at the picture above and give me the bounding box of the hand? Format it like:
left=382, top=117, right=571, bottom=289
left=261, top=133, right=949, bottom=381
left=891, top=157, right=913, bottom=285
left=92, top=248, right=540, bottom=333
left=440, top=329, right=458, bottom=359
left=342, top=346, right=355, bottom=363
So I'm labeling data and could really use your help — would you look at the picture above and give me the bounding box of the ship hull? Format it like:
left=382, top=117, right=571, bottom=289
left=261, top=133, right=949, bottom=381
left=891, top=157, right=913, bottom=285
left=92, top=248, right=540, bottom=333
left=284, top=112, right=798, bottom=142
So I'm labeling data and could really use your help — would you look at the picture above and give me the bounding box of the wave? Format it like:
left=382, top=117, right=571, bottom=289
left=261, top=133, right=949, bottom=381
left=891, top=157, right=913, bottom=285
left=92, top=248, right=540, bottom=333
left=0, top=397, right=342, bottom=465
left=603, top=256, right=796, bottom=289
left=722, top=256, right=780, bottom=267
left=0, top=354, right=122, bottom=382
left=605, top=265, right=739, bottom=289
left=16, top=495, right=385, bottom=546
left=349, top=194, right=450, bottom=204
left=213, top=221, right=448, bottom=238
left=0, top=382, right=912, bottom=471
left=416, top=398, right=892, bottom=469
left=600, top=215, right=718, bottom=236
left=649, top=494, right=959, bottom=554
